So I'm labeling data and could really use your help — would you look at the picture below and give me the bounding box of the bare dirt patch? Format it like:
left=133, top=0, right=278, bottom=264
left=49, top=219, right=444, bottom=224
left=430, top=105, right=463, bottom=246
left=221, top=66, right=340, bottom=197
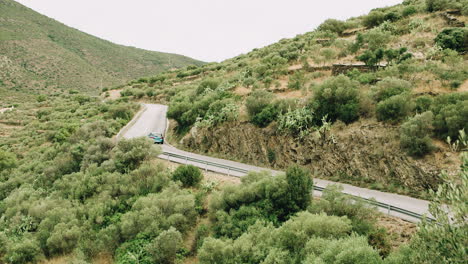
left=459, top=79, right=468, bottom=92
left=107, top=89, right=122, bottom=100
left=377, top=215, right=417, bottom=249
left=233, top=86, right=251, bottom=96
left=276, top=89, right=307, bottom=99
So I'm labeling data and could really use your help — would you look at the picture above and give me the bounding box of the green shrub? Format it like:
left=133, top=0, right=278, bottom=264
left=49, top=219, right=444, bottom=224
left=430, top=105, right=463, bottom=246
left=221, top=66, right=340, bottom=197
left=194, top=224, right=210, bottom=250
left=363, top=11, right=386, bottom=28
left=37, top=94, right=47, bottom=102
left=402, top=5, right=418, bottom=16
left=197, top=79, right=220, bottom=95
left=376, top=94, right=412, bottom=122
left=113, top=137, right=158, bottom=173
left=146, top=227, right=183, bottom=264
left=435, top=28, right=468, bottom=53
left=3, top=237, right=43, bottom=264
left=432, top=98, right=468, bottom=139
left=120, top=186, right=197, bottom=239
left=172, top=165, right=203, bottom=187
left=252, top=104, right=279, bottom=127
left=213, top=205, right=265, bottom=239
left=373, top=77, right=412, bottom=102
left=426, top=0, right=466, bottom=12
left=361, top=28, right=392, bottom=51
left=285, top=165, right=313, bottom=212
left=0, top=150, right=17, bottom=172
left=400, top=111, right=435, bottom=157
left=288, top=71, right=306, bottom=90
left=311, top=75, right=361, bottom=124
left=414, top=95, right=433, bottom=113
left=318, top=19, right=349, bottom=35
left=357, top=48, right=385, bottom=66
left=245, top=90, right=275, bottom=118
left=277, top=107, right=314, bottom=137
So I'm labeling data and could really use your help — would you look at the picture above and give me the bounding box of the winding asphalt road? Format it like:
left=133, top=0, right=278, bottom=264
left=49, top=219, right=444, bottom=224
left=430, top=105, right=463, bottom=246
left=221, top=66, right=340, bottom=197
left=121, top=103, right=433, bottom=222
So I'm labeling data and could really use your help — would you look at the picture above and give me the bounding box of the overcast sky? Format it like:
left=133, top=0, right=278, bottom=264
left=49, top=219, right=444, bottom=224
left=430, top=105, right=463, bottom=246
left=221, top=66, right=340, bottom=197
left=16, top=0, right=403, bottom=62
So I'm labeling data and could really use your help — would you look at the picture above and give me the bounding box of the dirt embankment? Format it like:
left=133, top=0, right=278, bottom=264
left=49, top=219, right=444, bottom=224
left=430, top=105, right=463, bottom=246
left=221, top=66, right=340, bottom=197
left=180, top=119, right=460, bottom=197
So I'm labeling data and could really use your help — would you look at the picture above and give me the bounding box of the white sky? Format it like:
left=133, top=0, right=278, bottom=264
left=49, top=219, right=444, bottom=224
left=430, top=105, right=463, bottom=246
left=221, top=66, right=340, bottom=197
left=15, top=0, right=403, bottom=62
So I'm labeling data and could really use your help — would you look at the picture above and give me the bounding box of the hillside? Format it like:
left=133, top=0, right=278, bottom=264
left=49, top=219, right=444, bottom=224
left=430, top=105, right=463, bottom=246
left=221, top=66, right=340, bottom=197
left=119, top=0, right=468, bottom=199
left=0, top=0, right=203, bottom=95
left=0, top=0, right=467, bottom=263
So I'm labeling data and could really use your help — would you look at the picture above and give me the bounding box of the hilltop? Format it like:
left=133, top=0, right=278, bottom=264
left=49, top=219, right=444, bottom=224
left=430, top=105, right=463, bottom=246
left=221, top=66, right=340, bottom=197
left=120, top=0, right=467, bottom=198
left=0, top=0, right=203, bottom=95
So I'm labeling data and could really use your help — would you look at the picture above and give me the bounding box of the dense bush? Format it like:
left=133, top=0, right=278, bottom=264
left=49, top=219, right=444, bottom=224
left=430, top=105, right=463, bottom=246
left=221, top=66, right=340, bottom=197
left=431, top=93, right=468, bottom=139
left=376, top=94, right=412, bottom=122
left=196, top=79, right=220, bottom=95
left=400, top=111, right=435, bottom=157
left=245, top=90, right=275, bottom=118
left=168, top=86, right=234, bottom=130
left=363, top=11, right=386, bottom=28
left=414, top=95, right=433, bottom=113
left=311, top=75, right=361, bottom=124
left=317, top=19, right=349, bottom=35
left=251, top=104, right=279, bottom=127
left=0, top=150, right=17, bottom=172
left=199, top=212, right=381, bottom=264
left=172, top=165, right=203, bottom=187
left=426, top=0, right=467, bottom=12
left=372, top=77, right=412, bottom=102
left=435, top=28, right=468, bottom=53
left=210, top=166, right=313, bottom=226
left=146, top=227, right=183, bottom=264
left=113, top=137, right=159, bottom=173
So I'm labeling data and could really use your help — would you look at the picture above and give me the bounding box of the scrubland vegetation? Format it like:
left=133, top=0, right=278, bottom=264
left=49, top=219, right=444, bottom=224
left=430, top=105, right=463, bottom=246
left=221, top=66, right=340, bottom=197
left=0, top=92, right=466, bottom=263
left=117, top=0, right=467, bottom=196
left=1, top=0, right=467, bottom=263
left=0, top=90, right=466, bottom=263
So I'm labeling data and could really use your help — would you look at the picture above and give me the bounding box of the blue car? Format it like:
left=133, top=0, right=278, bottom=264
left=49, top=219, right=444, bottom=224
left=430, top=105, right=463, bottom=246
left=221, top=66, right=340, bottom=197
left=148, top=132, right=164, bottom=144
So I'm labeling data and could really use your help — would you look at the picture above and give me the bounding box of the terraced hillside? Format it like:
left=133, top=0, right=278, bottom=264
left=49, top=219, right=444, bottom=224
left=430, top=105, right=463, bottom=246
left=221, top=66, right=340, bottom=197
left=119, top=0, right=468, bottom=198
left=0, top=0, right=203, bottom=95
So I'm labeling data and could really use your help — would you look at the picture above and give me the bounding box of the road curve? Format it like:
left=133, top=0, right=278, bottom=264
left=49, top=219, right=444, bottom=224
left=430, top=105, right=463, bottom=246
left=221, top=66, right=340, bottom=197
left=121, top=103, right=433, bottom=222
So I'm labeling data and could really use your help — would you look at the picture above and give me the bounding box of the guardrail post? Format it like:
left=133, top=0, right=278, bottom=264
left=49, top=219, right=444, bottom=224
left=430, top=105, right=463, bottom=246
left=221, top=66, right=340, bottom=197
left=185, top=156, right=188, bottom=164
left=167, top=154, right=170, bottom=162
left=387, top=204, right=391, bottom=215
left=205, top=162, right=208, bottom=172
left=228, top=168, right=230, bottom=176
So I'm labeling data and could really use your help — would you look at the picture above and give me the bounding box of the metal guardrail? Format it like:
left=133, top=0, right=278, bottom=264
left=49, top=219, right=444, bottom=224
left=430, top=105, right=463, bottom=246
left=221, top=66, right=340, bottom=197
left=162, top=151, right=435, bottom=222
left=162, top=151, right=248, bottom=175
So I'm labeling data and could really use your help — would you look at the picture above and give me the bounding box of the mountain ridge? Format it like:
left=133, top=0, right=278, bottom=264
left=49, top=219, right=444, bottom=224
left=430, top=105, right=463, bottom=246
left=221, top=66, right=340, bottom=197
left=0, top=0, right=204, bottom=95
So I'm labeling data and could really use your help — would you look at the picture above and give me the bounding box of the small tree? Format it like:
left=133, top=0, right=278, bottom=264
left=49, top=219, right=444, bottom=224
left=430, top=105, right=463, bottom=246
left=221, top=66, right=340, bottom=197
left=435, top=28, right=468, bottom=53
left=376, top=94, right=412, bottom=122
left=172, top=165, right=203, bottom=187
left=286, top=165, right=313, bottom=212
left=318, top=19, right=349, bottom=35
left=372, top=77, right=412, bottom=102
left=363, top=11, right=386, bottom=28
left=357, top=48, right=385, bottom=66
left=113, top=137, right=159, bottom=173
left=245, top=90, right=275, bottom=118
left=0, top=150, right=17, bottom=172
left=146, top=227, right=183, bottom=264
left=400, top=111, right=435, bottom=157
left=311, top=75, right=361, bottom=124
left=252, top=104, right=279, bottom=128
